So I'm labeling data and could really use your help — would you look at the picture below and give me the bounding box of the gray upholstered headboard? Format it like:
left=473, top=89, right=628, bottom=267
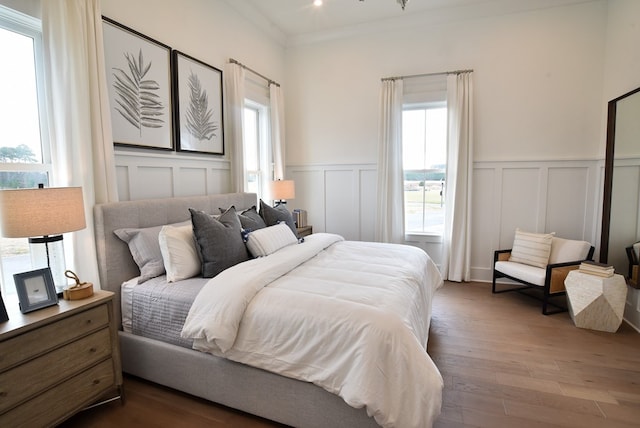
left=93, top=192, right=257, bottom=328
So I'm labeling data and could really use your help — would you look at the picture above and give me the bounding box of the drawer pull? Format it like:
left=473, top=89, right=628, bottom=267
left=93, top=379, right=100, bottom=386
left=89, top=347, right=97, bottom=353
left=86, top=319, right=93, bottom=325
left=0, top=391, right=7, bottom=397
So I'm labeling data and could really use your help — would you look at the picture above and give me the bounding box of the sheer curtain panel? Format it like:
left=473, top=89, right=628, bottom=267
left=442, top=72, right=474, bottom=281
left=225, top=62, right=246, bottom=192
left=42, top=0, right=118, bottom=288
left=375, top=79, right=405, bottom=243
left=270, top=83, right=285, bottom=181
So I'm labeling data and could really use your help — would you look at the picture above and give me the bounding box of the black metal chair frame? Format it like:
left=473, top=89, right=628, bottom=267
left=492, top=246, right=595, bottom=315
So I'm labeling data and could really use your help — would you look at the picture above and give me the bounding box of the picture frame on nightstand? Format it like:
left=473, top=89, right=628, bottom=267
left=14, top=267, right=59, bottom=314
left=0, top=290, right=8, bottom=322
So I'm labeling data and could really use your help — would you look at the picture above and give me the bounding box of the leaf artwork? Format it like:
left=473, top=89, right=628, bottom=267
left=185, top=70, right=217, bottom=141
left=112, top=49, right=164, bottom=135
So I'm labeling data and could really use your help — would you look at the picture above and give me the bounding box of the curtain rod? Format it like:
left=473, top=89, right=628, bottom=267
left=229, top=58, right=280, bottom=87
left=381, top=69, right=473, bottom=82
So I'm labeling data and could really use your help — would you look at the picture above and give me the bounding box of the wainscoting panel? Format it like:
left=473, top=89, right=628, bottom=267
left=471, top=168, right=497, bottom=278
left=359, top=169, right=377, bottom=242
left=498, top=168, right=542, bottom=248
left=115, top=151, right=230, bottom=201
left=545, top=166, right=590, bottom=240
left=325, top=170, right=358, bottom=240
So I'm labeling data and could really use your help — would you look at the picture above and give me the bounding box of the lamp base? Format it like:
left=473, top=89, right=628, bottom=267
left=28, top=235, right=68, bottom=294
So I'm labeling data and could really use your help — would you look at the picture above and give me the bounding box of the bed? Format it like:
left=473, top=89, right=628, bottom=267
left=94, top=192, right=443, bottom=428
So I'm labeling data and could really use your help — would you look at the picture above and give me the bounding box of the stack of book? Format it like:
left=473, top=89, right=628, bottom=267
left=578, top=261, right=615, bottom=277
left=293, top=209, right=307, bottom=227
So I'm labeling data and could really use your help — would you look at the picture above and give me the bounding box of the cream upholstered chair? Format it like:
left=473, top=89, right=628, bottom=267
left=492, top=229, right=594, bottom=315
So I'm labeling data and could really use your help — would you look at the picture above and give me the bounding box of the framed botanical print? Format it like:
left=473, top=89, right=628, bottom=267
left=172, top=50, right=224, bottom=155
left=102, top=16, right=173, bottom=150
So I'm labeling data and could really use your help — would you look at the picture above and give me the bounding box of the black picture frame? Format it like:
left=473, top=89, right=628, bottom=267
left=173, top=50, right=224, bottom=155
left=102, top=16, right=174, bottom=150
left=0, top=290, right=8, bottom=322
left=14, top=268, right=58, bottom=314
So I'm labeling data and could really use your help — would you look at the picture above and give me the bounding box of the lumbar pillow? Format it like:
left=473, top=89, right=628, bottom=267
left=190, top=206, right=249, bottom=278
left=509, top=228, right=554, bottom=268
left=246, top=223, right=298, bottom=258
left=159, top=224, right=201, bottom=283
left=114, top=221, right=189, bottom=283
left=259, top=199, right=298, bottom=237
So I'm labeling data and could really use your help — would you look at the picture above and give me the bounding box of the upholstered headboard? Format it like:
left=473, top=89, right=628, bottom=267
left=93, top=192, right=257, bottom=328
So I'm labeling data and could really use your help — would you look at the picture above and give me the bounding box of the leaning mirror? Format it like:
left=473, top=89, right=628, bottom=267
left=600, top=85, right=640, bottom=280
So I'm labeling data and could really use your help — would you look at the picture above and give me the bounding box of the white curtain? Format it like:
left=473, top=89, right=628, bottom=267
left=442, top=72, right=474, bottom=281
left=42, top=0, right=118, bottom=287
left=375, top=79, right=405, bottom=244
left=225, top=62, right=246, bottom=192
left=270, top=83, right=286, bottom=181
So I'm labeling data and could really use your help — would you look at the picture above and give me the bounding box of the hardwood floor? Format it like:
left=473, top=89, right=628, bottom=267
left=60, top=281, right=640, bottom=427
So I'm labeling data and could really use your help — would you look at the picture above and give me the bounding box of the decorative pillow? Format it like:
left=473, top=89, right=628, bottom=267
left=219, top=205, right=267, bottom=231
left=548, top=237, right=591, bottom=264
left=190, top=206, right=249, bottom=278
left=246, top=223, right=298, bottom=258
left=509, top=228, right=554, bottom=268
left=239, top=206, right=267, bottom=231
left=159, top=224, right=201, bottom=283
left=259, top=199, right=298, bottom=237
left=114, top=221, right=189, bottom=283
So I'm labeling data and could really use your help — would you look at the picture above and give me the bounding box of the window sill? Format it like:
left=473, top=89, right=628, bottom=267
left=404, top=233, right=443, bottom=244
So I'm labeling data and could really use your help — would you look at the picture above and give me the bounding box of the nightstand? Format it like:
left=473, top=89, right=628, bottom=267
left=0, top=290, right=123, bottom=426
left=296, top=225, right=313, bottom=237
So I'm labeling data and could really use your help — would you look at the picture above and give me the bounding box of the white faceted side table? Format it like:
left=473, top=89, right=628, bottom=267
left=564, top=271, right=628, bottom=332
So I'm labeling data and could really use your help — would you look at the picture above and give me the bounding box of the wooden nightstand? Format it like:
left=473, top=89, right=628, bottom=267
left=296, top=225, right=313, bottom=237
left=0, top=290, right=123, bottom=426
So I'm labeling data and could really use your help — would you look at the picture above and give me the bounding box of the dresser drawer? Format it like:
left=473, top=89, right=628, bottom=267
left=0, top=359, right=115, bottom=427
left=0, top=328, right=112, bottom=414
left=0, top=304, right=109, bottom=371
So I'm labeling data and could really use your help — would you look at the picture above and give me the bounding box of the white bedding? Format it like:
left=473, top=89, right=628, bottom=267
left=181, top=233, right=444, bottom=428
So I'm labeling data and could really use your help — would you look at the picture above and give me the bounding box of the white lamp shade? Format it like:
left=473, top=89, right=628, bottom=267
left=0, top=187, right=86, bottom=238
left=270, top=180, right=295, bottom=200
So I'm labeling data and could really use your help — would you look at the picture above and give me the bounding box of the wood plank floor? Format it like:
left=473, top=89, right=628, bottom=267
left=60, top=281, right=640, bottom=427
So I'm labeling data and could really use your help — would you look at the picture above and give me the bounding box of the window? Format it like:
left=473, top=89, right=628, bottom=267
left=0, top=6, right=51, bottom=296
left=402, top=103, right=447, bottom=235
left=243, top=99, right=271, bottom=198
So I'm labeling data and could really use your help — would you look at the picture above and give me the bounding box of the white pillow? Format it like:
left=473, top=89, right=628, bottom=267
left=158, top=224, right=200, bottom=283
left=548, top=237, right=591, bottom=264
left=509, top=228, right=554, bottom=268
left=246, top=223, right=298, bottom=258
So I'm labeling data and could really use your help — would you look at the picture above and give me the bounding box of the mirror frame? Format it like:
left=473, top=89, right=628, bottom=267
left=600, top=85, right=640, bottom=265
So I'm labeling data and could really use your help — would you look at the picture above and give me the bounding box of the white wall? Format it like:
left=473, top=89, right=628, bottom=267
left=602, top=0, right=640, bottom=332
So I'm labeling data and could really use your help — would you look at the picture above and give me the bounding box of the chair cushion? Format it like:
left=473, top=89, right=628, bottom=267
left=634, top=242, right=640, bottom=260
left=495, top=261, right=546, bottom=286
left=548, top=237, right=592, bottom=264
left=509, top=229, right=554, bottom=268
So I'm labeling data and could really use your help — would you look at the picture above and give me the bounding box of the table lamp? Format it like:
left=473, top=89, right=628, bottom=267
left=270, top=180, right=295, bottom=206
left=0, top=186, right=86, bottom=294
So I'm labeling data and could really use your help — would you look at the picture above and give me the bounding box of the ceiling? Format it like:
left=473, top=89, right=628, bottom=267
left=225, top=0, right=596, bottom=45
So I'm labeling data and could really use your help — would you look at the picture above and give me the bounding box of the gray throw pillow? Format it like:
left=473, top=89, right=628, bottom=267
left=239, top=206, right=267, bottom=231
left=219, top=205, right=267, bottom=231
left=190, top=206, right=249, bottom=278
left=259, top=200, right=298, bottom=238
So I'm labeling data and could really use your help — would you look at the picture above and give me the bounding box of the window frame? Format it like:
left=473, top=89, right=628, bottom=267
left=243, top=97, right=272, bottom=199
left=402, top=101, right=447, bottom=240
left=0, top=6, right=52, bottom=296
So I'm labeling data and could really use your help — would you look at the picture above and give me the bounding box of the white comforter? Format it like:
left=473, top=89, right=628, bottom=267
left=181, top=233, right=444, bottom=428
